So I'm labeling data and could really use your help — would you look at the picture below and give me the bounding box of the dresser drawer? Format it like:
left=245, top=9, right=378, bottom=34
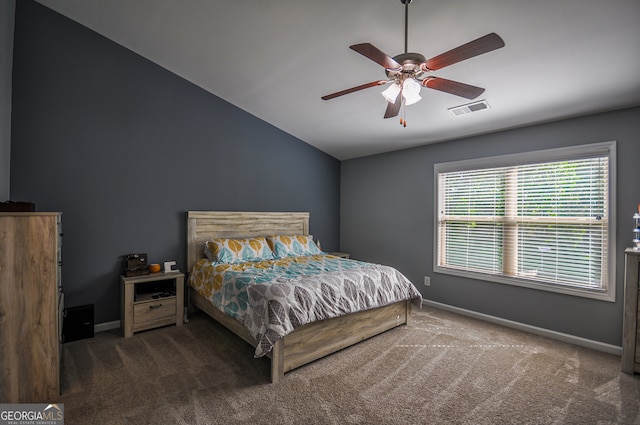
left=133, top=298, right=176, bottom=332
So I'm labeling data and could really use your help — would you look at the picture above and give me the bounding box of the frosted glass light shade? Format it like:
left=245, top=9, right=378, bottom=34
left=381, top=83, right=401, bottom=103
left=402, top=78, right=422, bottom=105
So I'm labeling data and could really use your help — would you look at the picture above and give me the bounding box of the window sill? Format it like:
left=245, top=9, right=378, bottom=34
left=434, top=266, right=615, bottom=302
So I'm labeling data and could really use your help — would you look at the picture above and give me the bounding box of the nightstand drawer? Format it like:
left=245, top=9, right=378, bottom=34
left=133, top=298, right=176, bottom=331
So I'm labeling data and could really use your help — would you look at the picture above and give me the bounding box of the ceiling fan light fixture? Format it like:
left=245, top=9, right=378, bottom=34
left=320, top=0, right=505, bottom=125
left=402, top=78, right=422, bottom=105
left=381, top=83, right=401, bottom=103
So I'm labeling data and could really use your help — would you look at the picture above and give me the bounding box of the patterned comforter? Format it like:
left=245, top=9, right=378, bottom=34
left=188, top=254, right=422, bottom=358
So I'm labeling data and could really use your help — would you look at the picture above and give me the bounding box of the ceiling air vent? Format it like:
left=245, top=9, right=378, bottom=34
left=448, top=100, right=490, bottom=116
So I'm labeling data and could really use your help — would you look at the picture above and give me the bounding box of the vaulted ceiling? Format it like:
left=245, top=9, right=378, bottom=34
left=36, top=0, right=640, bottom=160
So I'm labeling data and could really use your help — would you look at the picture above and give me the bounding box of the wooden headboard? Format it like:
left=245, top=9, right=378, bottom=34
left=186, top=211, right=310, bottom=271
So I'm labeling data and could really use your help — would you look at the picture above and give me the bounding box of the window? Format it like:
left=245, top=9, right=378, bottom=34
left=435, top=142, right=616, bottom=301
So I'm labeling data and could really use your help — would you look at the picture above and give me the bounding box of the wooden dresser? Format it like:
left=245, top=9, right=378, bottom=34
left=622, top=248, right=640, bottom=374
left=0, top=213, right=63, bottom=402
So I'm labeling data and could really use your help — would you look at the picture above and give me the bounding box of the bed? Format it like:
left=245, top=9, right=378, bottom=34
left=186, top=211, right=422, bottom=383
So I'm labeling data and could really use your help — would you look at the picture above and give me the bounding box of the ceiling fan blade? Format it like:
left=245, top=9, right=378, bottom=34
left=321, top=80, right=388, bottom=101
left=423, top=77, right=485, bottom=99
left=424, top=33, right=505, bottom=71
left=384, top=91, right=402, bottom=119
left=350, top=43, right=402, bottom=70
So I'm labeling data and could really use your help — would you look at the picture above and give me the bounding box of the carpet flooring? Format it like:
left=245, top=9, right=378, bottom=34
left=59, top=307, right=640, bottom=424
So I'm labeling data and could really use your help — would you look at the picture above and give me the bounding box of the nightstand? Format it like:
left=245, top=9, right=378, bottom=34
left=328, top=252, right=350, bottom=259
left=121, top=272, right=184, bottom=337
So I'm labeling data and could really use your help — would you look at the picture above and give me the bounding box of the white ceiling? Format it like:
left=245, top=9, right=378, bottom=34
left=35, top=0, right=640, bottom=160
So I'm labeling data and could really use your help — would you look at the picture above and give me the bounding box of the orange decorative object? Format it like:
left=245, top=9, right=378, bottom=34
left=149, top=263, right=161, bottom=273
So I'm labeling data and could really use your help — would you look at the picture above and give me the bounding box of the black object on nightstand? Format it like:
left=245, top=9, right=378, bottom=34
left=62, top=304, right=94, bottom=342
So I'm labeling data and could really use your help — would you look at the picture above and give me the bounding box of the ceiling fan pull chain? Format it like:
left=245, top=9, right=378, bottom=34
left=400, top=97, right=407, bottom=127
left=404, top=98, right=407, bottom=127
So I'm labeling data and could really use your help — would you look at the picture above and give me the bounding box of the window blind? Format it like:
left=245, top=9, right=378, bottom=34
left=437, top=151, right=610, bottom=294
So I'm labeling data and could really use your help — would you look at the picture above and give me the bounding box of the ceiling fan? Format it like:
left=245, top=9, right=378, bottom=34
left=321, top=0, right=505, bottom=126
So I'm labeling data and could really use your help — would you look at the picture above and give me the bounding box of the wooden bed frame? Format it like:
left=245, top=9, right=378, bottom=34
left=186, top=211, right=412, bottom=383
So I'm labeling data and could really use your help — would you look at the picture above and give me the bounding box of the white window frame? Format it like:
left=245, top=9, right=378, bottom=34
left=434, top=141, right=616, bottom=302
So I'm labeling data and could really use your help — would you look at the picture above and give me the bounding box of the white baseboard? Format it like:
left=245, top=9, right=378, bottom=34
left=422, top=300, right=622, bottom=356
left=95, top=320, right=120, bottom=333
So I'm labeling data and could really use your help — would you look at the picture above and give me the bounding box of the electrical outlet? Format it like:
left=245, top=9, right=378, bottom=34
left=424, top=276, right=431, bottom=286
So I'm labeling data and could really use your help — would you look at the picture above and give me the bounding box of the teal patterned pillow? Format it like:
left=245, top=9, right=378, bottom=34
left=266, top=235, right=322, bottom=258
left=204, top=237, right=275, bottom=263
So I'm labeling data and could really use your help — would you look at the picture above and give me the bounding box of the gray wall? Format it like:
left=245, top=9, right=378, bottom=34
left=341, top=107, right=640, bottom=347
left=0, top=0, right=15, bottom=201
left=10, top=1, right=340, bottom=324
